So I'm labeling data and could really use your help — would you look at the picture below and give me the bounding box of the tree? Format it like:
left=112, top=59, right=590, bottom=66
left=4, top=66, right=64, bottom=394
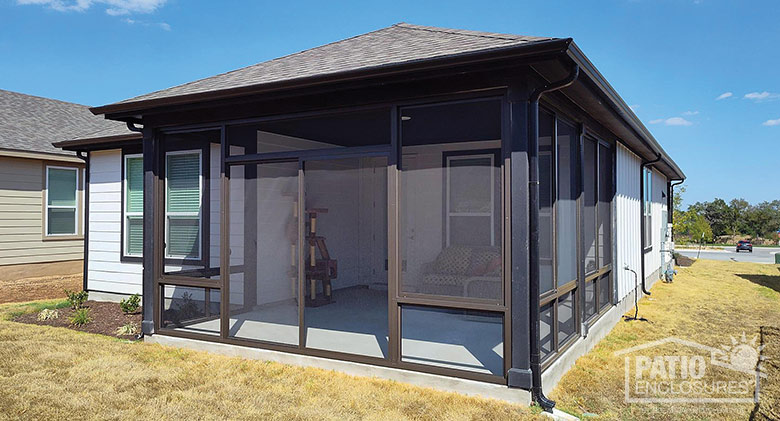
left=672, top=186, right=688, bottom=238
left=690, top=198, right=734, bottom=237
left=687, top=212, right=713, bottom=244
left=729, top=198, right=750, bottom=236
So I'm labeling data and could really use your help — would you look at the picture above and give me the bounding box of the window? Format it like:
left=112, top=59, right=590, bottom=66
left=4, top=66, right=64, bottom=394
left=445, top=152, right=497, bottom=247
left=165, top=150, right=202, bottom=259
left=643, top=168, right=653, bottom=249
left=124, top=154, right=143, bottom=257
left=45, top=166, right=78, bottom=236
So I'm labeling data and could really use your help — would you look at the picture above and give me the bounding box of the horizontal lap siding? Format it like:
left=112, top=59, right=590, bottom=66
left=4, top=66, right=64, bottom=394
left=644, top=169, right=668, bottom=281
left=0, top=156, right=83, bottom=266
left=615, top=144, right=641, bottom=302
left=87, top=150, right=142, bottom=295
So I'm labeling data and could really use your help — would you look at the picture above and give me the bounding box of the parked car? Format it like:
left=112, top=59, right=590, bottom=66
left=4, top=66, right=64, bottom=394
left=736, top=240, right=753, bottom=253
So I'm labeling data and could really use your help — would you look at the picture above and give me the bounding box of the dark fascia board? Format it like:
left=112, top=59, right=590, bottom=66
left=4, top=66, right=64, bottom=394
left=565, top=43, right=685, bottom=181
left=91, top=38, right=572, bottom=117
left=53, top=133, right=143, bottom=151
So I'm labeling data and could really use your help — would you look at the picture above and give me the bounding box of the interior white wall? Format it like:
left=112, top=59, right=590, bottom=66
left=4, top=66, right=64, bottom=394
left=304, top=157, right=387, bottom=292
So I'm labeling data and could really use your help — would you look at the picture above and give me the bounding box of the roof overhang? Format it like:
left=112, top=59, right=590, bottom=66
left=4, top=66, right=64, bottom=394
left=565, top=43, right=684, bottom=180
left=0, top=147, right=83, bottom=163
left=89, top=37, right=683, bottom=181
left=91, top=38, right=573, bottom=118
left=53, top=133, right=143, bottom=152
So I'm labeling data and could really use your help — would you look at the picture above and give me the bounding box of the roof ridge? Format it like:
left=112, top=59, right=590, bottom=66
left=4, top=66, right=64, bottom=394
left=393, top=22, right=530, bottom=42
left=118, top=25, right=399, bottom=104
left=0, top=88, right=90, bottom=108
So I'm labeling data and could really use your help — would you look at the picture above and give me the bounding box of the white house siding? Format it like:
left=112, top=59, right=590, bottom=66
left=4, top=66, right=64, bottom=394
left=0, top=155, right=84, bottom=266
left=87, top=149, right=142, bottom=295
left=614, top=144, right=641, bottom=302
left=643, top=168, right=668, bottom=284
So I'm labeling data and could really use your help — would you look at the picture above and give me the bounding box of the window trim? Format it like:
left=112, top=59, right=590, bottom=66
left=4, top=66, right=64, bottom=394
left=442, top=149, right=500, bottom=248
left=44, top=165, right=80, bottom=238
left=164, top=149, right=204, bottom=261
left=122, top=153, right=144, bottom=260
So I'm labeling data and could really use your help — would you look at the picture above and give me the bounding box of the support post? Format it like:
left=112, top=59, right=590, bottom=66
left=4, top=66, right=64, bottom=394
left=507, top=82, right=533, bottom=389
left=141, top=125, right=158, bottom=335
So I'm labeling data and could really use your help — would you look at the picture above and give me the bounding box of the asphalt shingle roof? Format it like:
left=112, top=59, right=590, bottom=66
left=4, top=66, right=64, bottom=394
left=0, top=89, right=130, bottom=156
left=113, top=23, right=557, bottom=106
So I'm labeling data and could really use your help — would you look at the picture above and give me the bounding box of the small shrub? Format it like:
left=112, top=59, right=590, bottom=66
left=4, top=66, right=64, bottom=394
left=116, top=323, right=138, bottom=336
left=119, top=294, right=141, bottom=314
left=65, top=289, right=89, bottom=310
left=69, top=308, right=92, bottom=326
left=37, top=309, right=59, bottom=321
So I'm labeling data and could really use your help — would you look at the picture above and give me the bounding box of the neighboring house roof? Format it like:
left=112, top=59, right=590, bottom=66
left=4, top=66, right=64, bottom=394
left=93, top=23, right=560, bottom=113
left=0, top=89, right=130, bottom=158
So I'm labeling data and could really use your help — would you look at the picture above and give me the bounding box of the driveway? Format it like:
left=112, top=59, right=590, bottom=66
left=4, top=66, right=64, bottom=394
left=677, top=246, right=780, bottom=264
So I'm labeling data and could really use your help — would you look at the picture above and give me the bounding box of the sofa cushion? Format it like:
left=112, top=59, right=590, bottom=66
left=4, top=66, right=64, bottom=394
left=423, top=273, right=470, bottom=287
left=467, top=247, right=501, bottom=276
left=432, top=246, right=473, bottom=275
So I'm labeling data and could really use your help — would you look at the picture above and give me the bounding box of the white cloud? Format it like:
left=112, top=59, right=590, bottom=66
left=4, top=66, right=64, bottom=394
left=650, top=117, right=693, bottom=126
left=682, top=110, right=699, bottom=116
left=716, top=92, right=733, bottom=100
left=629, top=104, right=640, bottom=112
left=123, top=16, right=170, bottom=30
left=762, top=118, right=780, bottom=126
left=744, top=91, right=780, bottom=102
left=17, top=0, right=166, bottom=15
left=664, top=117, right=693, bottom=126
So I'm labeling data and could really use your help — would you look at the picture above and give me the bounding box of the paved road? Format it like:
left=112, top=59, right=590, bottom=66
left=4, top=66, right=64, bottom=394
left=677, top=246, right=780, bottom=264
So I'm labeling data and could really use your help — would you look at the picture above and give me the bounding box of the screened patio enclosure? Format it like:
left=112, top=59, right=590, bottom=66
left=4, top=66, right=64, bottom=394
left=153, top=98, right=509, bottom=380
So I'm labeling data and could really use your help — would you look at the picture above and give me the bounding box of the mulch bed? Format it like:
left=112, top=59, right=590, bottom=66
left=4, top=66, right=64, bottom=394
left=675, top=254, right=696, bottom=267
left=14, top=300, right=142, bottom=341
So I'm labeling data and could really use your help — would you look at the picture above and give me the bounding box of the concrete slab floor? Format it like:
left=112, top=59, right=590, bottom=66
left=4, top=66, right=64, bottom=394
left=169, top=286, right=503, bottom=375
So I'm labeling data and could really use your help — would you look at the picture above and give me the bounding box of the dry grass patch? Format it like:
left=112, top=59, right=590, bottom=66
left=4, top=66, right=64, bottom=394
left=0, top=303, right=542, bottom=420
left=551, top=259, right=780, bottom=420
left=0, top=273, right=81, bottom=304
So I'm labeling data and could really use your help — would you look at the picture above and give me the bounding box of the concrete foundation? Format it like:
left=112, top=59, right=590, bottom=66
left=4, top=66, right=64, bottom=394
left=145, top=333, right=531, bottom=405
left=88, top=290, right=138, bottom=304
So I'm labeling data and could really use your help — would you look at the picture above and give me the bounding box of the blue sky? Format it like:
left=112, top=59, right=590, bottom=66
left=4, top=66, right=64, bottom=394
left=1, top=0, right=777, bottom=206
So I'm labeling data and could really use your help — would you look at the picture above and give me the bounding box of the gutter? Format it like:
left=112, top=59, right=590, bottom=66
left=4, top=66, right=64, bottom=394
left=528, top=61, right=579, bottom=412
left=639, top=154, right=661, bottom=295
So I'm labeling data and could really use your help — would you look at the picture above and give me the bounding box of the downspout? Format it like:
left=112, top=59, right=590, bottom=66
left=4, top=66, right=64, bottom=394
left=77, top=151, right=89, bottom=292
left=639, top=154, right=661, bottom=295
left=528, top=62, right=579, bottom=412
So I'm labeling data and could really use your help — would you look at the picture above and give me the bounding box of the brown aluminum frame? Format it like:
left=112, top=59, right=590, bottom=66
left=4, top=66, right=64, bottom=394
left=150, top=92, right=512, bottom=385
left=537, top=107, right=581, bottom=367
